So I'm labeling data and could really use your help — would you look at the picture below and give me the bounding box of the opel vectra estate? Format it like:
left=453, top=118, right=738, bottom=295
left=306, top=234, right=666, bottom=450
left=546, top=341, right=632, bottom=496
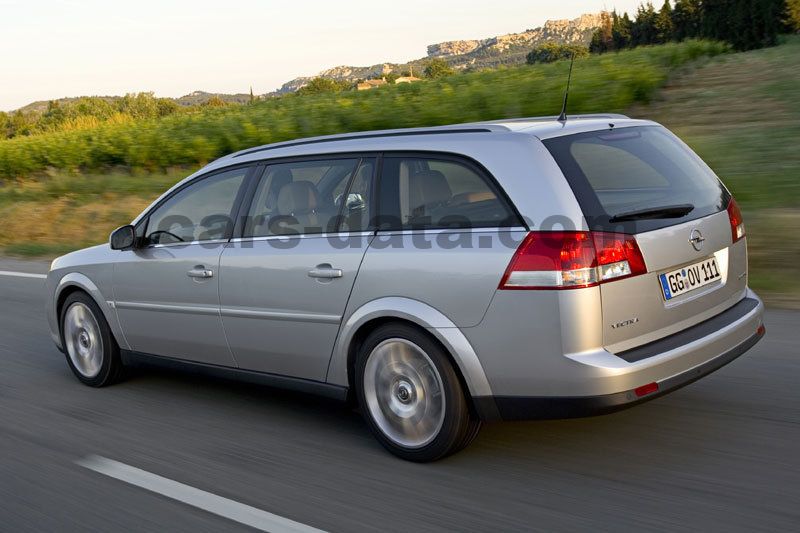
left=46, top=115, right=765, bottom=461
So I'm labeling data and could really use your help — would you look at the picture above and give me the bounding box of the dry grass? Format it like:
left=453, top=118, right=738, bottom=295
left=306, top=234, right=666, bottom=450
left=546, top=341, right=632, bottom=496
left=0, top=195, right=151, bottom=255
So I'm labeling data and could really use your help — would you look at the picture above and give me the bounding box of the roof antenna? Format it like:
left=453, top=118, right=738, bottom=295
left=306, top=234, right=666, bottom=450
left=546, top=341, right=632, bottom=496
left=557, top=52, right=576, bottom=123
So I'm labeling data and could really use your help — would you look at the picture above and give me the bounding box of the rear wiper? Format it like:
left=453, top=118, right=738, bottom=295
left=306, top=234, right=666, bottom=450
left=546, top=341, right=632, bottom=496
left=609, top=203, right=695, bottom=222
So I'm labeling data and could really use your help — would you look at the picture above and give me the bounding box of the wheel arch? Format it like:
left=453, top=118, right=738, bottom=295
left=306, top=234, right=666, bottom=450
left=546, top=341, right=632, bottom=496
left=327, top=297, right=494, bottom=402
left=53, top=273, right=128, bottom=351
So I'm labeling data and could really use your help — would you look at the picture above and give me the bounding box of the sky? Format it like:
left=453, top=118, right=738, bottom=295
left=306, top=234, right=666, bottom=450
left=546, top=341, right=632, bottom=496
left=0, top=0, right=644, bottom=111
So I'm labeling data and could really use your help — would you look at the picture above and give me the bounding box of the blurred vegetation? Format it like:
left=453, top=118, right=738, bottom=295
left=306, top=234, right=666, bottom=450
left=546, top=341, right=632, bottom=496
left=0, top=93, right=228, bottom=140
left=0, top=40, right=727, bottom=180
left=526, top=43, right=589, bottom=64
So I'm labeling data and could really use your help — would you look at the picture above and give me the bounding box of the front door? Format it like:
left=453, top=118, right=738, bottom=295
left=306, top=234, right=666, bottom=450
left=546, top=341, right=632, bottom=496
left=113, top=166, right=252, bottom=366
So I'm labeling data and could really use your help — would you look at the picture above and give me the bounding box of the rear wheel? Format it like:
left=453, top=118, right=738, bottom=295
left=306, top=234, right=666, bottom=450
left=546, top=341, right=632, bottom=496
left=61, top=292, right=125, bottom=387
left=356, top=323, right=481, bottom=462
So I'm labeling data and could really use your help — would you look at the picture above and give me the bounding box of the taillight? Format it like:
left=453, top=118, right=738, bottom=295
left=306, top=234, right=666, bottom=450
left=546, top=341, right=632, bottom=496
left=727, top=197, right=745, bottom=243
left=499, top=231, right=647, bottom=290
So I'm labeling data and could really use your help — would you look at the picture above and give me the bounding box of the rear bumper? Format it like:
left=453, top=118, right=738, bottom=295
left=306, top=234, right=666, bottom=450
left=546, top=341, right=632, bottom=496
left=473, top=291, right=765, bottom=421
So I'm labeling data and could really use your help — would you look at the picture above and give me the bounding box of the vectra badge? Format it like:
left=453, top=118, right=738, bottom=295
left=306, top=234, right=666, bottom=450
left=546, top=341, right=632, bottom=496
left=611, top=317, right=639, bottom=329
left=688, top=228, right=705, bottom=251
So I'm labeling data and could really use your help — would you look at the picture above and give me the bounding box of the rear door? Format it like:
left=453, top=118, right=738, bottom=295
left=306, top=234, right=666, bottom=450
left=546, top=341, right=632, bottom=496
left=543, top=125, right=747, bottom=353
left=218, top=156, right=375, bottom=381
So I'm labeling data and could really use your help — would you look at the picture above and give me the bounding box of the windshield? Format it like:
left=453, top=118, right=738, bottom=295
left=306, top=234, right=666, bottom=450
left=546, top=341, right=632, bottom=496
left=543, top=126, right=729, bottom=232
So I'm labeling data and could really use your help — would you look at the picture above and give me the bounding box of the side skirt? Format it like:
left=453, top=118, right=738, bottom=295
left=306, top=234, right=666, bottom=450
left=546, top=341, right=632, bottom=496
left=120, top=350, right=349, bottom=401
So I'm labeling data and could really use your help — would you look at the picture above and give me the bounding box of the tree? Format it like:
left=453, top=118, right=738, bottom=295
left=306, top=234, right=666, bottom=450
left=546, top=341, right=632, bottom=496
left=672, top=0, right=701, bottom=40
left=612, top=11, right=634, bottom=49
left=296, top=77, right=349, bottom=95
left=526, top=43, right=589, bottom=64
left=788, top=0, right=800, bottom=31
left=632, top=2, right=658, bottom=46
left=589, top=11, right=615, bottom=53
left=423, top=58, right=455, bottom=79
left=655, top=0, right=675, bottom=43
left=203, top=96, right=227, bottom=107
left=703, top=0, right=784, bottom=50
left=7, top=110, right=35, bottom=137
left=0, top=111, right=8, bottom=139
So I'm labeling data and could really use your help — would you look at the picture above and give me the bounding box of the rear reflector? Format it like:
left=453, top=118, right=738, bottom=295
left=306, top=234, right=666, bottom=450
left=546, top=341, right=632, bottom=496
left=499, top=231, right=647, bottom=290
left=727, top=198, right=745, bottom=243
left=757, top=324, right=766, bottom=336
left=634, top=382, right=659, bottom=398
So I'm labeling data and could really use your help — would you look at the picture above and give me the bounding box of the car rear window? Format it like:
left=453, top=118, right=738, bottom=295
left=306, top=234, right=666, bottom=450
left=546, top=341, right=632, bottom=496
left=543, top=126, right=730, bottom=232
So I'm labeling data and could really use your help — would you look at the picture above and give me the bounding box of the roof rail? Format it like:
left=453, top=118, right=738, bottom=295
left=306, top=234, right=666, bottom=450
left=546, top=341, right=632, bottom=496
left=231, top=127, right=497, bottom=159
left=477, top=113, right=630, bottom=124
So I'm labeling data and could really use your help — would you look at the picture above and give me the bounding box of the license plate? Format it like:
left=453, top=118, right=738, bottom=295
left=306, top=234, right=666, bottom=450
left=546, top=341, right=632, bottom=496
left=659, top=257, right=721, bottom=300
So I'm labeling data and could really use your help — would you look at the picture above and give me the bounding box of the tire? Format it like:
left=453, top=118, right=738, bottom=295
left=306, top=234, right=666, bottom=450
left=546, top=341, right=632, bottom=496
left=60, top=292, right=125, bottom=387
left=356, top=323, right=481, bottom=462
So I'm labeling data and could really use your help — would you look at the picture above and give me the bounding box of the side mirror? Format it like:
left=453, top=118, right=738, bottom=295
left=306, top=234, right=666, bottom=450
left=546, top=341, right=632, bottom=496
left=110, top=225, right=136, bottom=250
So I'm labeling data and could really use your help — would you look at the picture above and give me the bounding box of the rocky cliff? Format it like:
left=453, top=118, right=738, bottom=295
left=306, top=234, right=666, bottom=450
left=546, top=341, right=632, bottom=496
left=427, top=14, right=602, bottom=58
left=275, top=13, right=603, bottom=94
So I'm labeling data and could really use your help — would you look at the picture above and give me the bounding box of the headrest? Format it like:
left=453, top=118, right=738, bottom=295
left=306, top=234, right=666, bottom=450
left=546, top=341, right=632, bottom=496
left=265, top=168, right=294, bottom=209
left=270, top=168, right=294, bottom=191
left=276, top=180, right=321, bottom=215
left=409, top=170, right=452, bottom=211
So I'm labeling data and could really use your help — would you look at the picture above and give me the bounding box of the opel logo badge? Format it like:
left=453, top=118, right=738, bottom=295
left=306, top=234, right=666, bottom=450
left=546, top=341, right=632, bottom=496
left=688, top=228, right=705, bottom=251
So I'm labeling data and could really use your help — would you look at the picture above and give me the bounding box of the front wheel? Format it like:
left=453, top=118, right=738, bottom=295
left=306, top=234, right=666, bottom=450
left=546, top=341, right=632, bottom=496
left=61, top=292, right=125, bottom=387
left=356, top=323, right=481, bottom=462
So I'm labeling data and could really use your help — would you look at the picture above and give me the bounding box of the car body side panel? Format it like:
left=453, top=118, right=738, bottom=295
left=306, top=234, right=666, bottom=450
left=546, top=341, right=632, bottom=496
left=346, top=229, right=528, bottom=329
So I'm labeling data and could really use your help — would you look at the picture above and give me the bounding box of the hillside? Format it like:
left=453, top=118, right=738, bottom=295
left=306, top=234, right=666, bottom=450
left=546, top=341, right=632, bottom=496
left=276, top=13, right=601, bottom=93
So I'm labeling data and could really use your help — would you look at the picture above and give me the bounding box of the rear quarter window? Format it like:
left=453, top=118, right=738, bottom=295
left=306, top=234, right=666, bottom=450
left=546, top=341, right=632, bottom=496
left=377, top=155, right=519, bottom=230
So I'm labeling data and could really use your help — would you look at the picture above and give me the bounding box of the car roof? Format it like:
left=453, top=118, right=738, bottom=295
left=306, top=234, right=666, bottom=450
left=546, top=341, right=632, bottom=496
left=209, top=114, right=655, bottom=168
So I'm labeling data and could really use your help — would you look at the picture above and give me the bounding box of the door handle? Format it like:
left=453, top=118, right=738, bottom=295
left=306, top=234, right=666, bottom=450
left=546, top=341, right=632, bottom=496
left=308, top=265, right=343, bottom=279
left=187, top=266, right=214, bottom=279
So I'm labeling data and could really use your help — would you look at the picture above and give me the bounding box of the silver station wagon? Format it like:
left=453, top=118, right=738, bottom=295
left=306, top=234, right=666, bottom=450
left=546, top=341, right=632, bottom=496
left=46, top=115, right=765, bottom=461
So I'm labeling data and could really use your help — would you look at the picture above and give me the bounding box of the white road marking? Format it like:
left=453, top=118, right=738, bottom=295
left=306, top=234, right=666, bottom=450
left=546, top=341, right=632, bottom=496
left=76, top=455, right=326, bottom=533
left=0, top=270, right=47, bottom=279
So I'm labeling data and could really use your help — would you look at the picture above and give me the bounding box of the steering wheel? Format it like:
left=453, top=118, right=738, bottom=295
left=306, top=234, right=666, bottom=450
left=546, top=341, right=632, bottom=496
left=147, top=230, right=186, bottom=244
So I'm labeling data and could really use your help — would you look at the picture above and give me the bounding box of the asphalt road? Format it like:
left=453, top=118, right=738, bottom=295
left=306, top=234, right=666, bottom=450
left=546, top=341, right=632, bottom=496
left=1, top=265, right=798, bottom=532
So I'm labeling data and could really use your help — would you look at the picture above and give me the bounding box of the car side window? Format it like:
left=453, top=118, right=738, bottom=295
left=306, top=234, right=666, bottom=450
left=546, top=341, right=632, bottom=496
left=377, top=156, right=516, bottom=230
left=244, top=158, right=360, bottom=237
left=145, top=167, right=248, bottom=245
